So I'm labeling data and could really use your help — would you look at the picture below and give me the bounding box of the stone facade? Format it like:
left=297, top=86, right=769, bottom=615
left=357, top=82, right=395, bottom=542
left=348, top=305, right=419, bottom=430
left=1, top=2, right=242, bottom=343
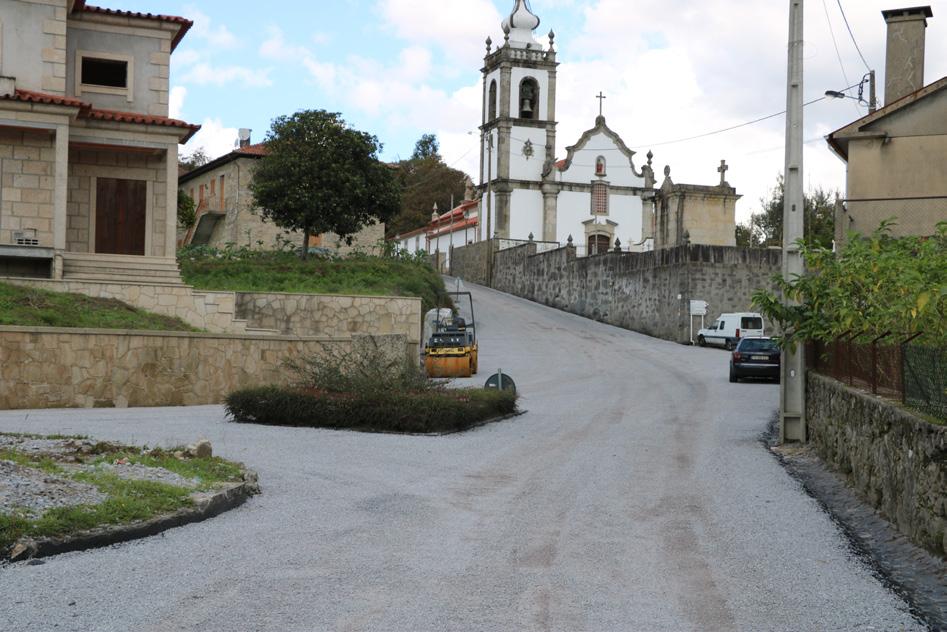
left=0, top=128, right=57, bottom=249
left=807, top=372, right=947, bottom=558
left=179, top=147, right=385, bottom=254
left=651, top=167, right=740, bottom=249
left=0, top=1, right=198, bottom=283
left=0, top=326, right=410, bottom=409
left=453, top=240, right=781, bottom=343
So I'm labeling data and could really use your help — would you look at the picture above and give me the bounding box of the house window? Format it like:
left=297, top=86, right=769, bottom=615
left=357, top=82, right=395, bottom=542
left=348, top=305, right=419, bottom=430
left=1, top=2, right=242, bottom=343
left=595, top=156, right=607, bottom=177
left=219, top=175, right=225, bottom=209
left=210, top=178, right=216, bottom=197
left=76, top=51, right=134, bottom=101
left=518, top=77, right=539, bottom=119
left=591, top=181, right=609, bottom=215
left=588, top=234, right=610, bottom=256
left=199, top=184, right=205, bottom=202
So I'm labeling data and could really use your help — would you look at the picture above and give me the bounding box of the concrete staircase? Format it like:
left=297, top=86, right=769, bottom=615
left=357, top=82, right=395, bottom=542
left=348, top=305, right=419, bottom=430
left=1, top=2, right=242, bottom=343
left=62, top=253, right=184, bottom=285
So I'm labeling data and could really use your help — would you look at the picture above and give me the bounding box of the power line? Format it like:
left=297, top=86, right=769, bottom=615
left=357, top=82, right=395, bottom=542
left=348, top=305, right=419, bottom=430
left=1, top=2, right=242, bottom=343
left=836, top=0, right=872, bottom=72
left=822, top=0, right=862, bottom=115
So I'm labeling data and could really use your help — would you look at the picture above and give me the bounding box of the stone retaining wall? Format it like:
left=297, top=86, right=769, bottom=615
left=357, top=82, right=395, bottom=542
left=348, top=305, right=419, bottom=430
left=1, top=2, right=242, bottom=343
left=453, top=241, right=781, bottom=343
left=449, top=240, right=493, bottom=286
left=234, top=292, right=421, bottom=346
left=807, top=372, right=947, bottom=557
left=0, top=327, right=409, bottom=410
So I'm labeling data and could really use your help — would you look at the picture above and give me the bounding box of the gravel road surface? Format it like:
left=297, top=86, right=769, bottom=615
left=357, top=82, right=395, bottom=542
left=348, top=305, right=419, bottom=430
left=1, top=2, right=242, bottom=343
left=0, top=282, right=926, bottom=631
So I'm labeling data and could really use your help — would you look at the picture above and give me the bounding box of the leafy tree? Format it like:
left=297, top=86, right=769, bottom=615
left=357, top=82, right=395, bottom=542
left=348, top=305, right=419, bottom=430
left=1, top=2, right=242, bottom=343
left=250, top=110, right=400, bottom=259
left=388, top=134, right=470, bottom=238
left=735, top=175, right=838, bottom=249
left=752, top=221, right=947, bottom=348
left=177, top=190, right=196, bottom=229
left=413, top=134, right=440, bottom=160
left=179, top=148, right=210, bottom=173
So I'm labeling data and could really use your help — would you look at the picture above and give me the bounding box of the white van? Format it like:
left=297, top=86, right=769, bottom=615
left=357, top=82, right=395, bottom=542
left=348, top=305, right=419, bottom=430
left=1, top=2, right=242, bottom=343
left=697, top=313, right=765, bottom=350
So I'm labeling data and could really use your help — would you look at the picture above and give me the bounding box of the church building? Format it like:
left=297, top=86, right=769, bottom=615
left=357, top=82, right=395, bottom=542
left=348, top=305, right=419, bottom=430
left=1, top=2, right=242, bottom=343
left=477, top=0, right=657, bottom=254
left=394, top=0, right=741, bottom=261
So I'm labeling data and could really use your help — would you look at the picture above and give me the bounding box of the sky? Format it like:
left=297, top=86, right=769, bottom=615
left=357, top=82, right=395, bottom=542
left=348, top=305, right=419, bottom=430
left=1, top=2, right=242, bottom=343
left=119, top=0, right=946, bottom=222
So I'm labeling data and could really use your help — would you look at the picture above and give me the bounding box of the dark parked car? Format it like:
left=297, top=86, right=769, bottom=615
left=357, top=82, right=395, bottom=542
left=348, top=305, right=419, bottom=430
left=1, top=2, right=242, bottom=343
left=729, top=337, right=781, bottom=383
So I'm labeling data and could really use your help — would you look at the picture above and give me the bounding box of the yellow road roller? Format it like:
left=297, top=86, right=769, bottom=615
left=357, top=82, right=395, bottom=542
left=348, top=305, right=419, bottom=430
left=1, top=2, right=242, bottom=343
left=424, top=292, right=478, bottom=378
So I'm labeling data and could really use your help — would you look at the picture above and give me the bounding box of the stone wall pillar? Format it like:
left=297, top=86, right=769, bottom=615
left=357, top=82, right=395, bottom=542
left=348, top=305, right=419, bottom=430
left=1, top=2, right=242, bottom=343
left=495, top=186, right=511, bottom=239
left=541, top=183, right=558, bottom=242
left=164, top=144, right=178, bottom=258
left=52, top=124, right=69, bottom=259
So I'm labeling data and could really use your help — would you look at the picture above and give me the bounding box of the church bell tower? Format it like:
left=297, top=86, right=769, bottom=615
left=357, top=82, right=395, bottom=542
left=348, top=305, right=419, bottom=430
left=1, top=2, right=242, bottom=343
left=479, top=0, right=558, bottom=240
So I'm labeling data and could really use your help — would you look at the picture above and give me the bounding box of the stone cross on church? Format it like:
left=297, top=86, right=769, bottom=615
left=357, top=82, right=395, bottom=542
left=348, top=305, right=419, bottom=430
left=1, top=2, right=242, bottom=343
left=596, top=91, right=607, bottom=116
left=718, top=160, right=729, bottom=186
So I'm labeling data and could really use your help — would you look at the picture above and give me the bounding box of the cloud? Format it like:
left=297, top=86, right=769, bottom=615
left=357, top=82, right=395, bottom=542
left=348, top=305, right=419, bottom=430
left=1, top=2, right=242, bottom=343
left=259, top=26, right=313, bottom=61
left=179, top=63, right=272, bottom=88
left=169, top=86, right=187, bottom=119
left=184, top=7, right=237, bottom=48
left=181, top=118, right=239, bottom=160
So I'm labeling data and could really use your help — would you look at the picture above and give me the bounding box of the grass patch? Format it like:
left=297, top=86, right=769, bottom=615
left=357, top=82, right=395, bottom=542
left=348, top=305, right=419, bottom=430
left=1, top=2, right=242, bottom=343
left=178, top=247, right=451, bottom=312
left=0, top=474, right=192, bottom=553
left=92, top=450, right=245, bottom=490
left=0, top=450, right=64, bottom=475
left=1, top=435, right=252, bottom=557
left=0, top=282, right=197, bottom=331
left=226, top=385, right=518, bottom=434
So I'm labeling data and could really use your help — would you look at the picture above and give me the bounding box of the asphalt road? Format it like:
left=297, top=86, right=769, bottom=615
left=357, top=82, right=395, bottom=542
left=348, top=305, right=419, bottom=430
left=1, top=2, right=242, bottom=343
left=0, top=281, right=926, bottom=631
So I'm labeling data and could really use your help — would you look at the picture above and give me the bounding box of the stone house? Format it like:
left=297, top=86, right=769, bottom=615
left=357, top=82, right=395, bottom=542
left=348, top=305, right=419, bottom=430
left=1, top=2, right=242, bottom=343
left=0, top=0, right=199, bottom=283
left=827, top=6, right=946, bottom=244
left=178, top=138, right=385, bottom=255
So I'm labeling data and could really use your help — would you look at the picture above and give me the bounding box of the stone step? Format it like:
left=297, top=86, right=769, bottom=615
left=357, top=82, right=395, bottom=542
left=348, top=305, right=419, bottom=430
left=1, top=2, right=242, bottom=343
left=64, top=261, right=182, bottom=274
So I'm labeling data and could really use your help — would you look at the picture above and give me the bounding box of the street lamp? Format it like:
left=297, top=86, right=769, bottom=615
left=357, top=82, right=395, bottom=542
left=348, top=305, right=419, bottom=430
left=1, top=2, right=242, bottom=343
left=825, top=71, right=877, bottom=113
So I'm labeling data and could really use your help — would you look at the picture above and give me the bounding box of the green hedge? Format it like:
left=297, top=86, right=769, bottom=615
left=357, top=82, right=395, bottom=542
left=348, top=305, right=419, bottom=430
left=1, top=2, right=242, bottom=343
left=225, top=386, right=518, bottom=434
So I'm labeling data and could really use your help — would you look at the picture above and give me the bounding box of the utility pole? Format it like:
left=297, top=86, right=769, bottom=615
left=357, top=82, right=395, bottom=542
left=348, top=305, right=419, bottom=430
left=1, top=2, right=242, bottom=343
left=781, top=0, right=806, bottom=443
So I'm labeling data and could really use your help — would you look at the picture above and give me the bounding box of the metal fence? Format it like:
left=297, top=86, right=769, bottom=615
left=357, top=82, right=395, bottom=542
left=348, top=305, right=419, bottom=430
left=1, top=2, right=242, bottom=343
left=807, top=335, right=946, bottom=420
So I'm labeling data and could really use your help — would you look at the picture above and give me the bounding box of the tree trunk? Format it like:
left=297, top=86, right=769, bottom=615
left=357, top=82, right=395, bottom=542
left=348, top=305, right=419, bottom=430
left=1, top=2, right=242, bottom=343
left=301, top=227, right=311, bottom=260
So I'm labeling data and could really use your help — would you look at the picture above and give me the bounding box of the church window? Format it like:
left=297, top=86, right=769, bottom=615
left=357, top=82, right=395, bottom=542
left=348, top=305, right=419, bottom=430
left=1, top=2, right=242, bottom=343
left=591, top=181, right=609, bottom=215
left=488, top=80, right=497, bottom=121
left=588, top=234, right=610, bottom=256
left=518, top=77, right=539, bottom=119
left=595, top=156, right=607, bottom=177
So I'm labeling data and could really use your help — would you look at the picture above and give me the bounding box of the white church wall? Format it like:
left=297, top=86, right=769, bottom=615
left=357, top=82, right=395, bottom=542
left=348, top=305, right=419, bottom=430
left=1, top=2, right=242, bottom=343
left=509, top=189, right=544, bottom=241
left=610, top=194, right=645, bottom=244
left=509, top=127, right=548, bottom=182
left=509, top=67, right=549, bottom=120
left=478, top=192, right=496, bottom=241
left=556, top=190, right=592, bottom=244
left=559, top=131, right=644, bottom=188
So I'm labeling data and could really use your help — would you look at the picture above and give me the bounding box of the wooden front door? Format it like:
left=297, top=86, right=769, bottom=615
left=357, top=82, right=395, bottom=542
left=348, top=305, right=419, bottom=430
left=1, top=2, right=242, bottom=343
left=588, top=234, right=610, bottom=256
left=95, top=178, right=147, bottom=255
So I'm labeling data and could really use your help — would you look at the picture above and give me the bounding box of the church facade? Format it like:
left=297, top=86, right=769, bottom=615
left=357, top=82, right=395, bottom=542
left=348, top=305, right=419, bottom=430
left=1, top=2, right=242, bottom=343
left=476, top=0, right=656, bottom=254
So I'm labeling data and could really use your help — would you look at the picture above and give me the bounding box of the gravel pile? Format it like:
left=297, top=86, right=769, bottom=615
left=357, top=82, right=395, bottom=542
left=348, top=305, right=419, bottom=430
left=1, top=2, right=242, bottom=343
left=0, top=461, right=106, bottom=518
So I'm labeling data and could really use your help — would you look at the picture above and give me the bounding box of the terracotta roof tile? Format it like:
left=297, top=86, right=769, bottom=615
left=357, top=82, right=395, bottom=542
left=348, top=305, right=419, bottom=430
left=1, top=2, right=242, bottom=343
left=2, top=89, right=89, bottom=110
left=85, top=108, right=201, bottom=141
left=73, top=3, right=193, bottom=50
left=234, top=142, right=269, bottom=156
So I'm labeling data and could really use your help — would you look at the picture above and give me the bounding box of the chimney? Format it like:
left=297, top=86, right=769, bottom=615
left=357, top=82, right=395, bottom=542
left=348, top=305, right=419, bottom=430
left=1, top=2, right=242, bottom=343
left=882, top=6, right=933, bottom=104
left=237, top=128, right=252, bottom=148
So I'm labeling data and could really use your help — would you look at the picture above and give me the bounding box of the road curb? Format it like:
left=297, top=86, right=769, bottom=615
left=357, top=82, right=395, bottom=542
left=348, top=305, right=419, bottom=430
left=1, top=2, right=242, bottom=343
left=6, top=470, right=261, bottom=563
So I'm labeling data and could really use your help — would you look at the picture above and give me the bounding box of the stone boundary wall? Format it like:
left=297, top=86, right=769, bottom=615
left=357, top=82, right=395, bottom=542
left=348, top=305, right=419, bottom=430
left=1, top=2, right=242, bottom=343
left=468, top=242, right=780, bottom=343
left=807, top=372, right=947, bottom=557
left=0, top=327, right=409, bottom=410
left=450, top=241, right=494, bottom=286
left=234, top=292, right=421, bottom=346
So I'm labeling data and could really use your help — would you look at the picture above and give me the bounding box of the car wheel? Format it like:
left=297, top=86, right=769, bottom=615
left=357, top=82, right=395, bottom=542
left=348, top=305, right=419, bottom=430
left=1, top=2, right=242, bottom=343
left=725, top=340, right=734, bottom=351
left=729, top=367, right=739, bottom=383
left=697, top=335, right=706, bottom=347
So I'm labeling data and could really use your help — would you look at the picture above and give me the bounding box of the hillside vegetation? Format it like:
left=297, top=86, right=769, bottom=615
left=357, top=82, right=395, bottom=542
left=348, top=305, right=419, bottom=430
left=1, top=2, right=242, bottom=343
left=178, top=246, right=451, bottom=312
left=0, top=282, right=196, bottom=331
